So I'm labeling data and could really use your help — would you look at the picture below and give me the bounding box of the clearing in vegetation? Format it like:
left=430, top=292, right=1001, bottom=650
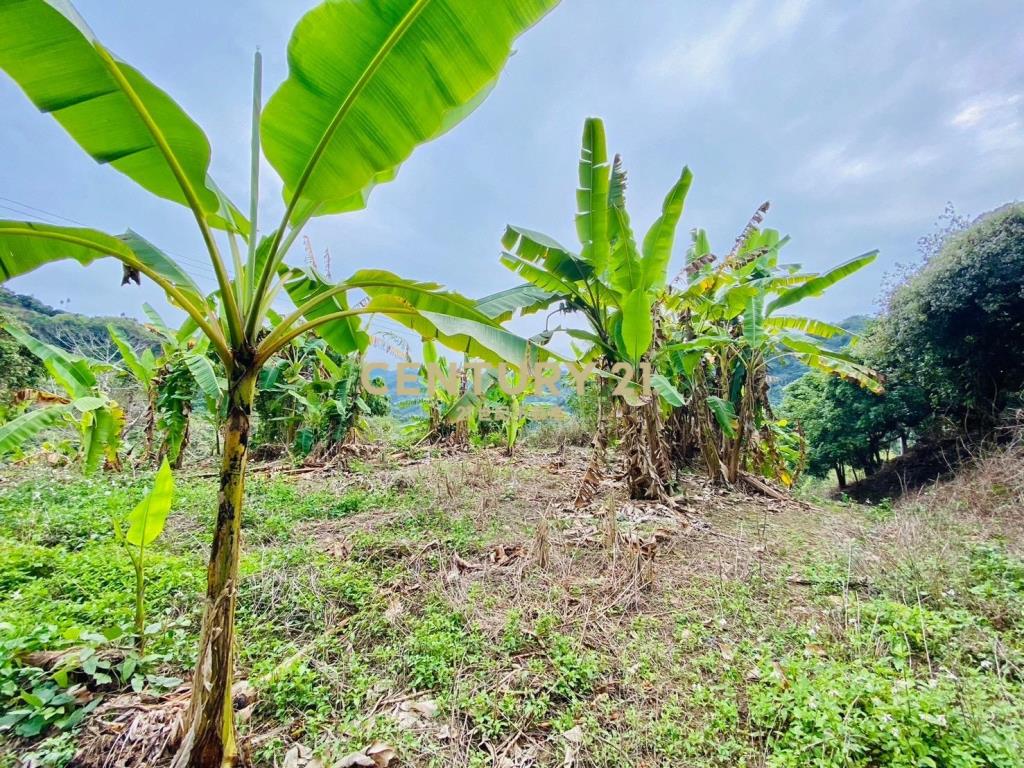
left=1, top=439, right=1022, bottom=767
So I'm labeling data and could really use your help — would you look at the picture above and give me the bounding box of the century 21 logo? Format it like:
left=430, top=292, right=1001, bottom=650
left=358, top=360, right=654, bottom=400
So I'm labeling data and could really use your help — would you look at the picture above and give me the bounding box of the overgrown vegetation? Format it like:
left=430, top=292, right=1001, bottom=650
left=781, top=204, right=1024, bottom=496
left=0, top=1, right=560, bottom=764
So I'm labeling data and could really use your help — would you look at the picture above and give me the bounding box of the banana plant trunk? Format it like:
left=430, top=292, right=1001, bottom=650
left=172, top=405, right=192, bottom=470
left=621, top=397, right=673, bottom=501
left=173, top=359, right=256, bottom=768
left=143, top=392, right=156, bottom=460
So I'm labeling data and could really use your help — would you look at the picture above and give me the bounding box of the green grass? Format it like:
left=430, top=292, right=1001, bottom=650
left=1, top=458, right=1023, bottom=767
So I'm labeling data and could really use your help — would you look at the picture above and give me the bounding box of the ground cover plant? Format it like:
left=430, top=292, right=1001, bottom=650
left=1, top=441, right=1022, bottom=766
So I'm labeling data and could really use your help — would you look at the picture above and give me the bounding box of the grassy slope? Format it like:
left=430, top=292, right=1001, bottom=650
left=0, top=288, right=155, bottom=359
left=0, top=446, right=1022, bottom=767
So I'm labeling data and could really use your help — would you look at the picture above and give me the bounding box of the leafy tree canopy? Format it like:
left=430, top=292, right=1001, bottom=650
left=781, top=364, right=928, bottom=486
left=869, top=204, right=1024, bottom=424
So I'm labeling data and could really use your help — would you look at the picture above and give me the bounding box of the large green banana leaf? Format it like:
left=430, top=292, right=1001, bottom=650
left=3, top=323, right=96, bottom=398
left=501, top=227, right=591, bottom=280
left=763, top=316, right=847, bottom=338
left=475, top=284, right=558, bottom=322
left=261, top=0, right=560, bottom=219
left=81, top=403, right=123, bottom=475
left=778, top=335, right=861, bottom=365
left=742, top=293, right=765, bottom=347
left=281, top=267, right=373, bottom=356
left=183, top=352, right=222, bottom=402
left=499, top=252, right=581, bottom=299
left=121, top=231, right=209, bottom=314
left=0, top=221, right=131, bottom=280
left=349, top=270, right=539, bottom=365
left=280, top=269, right=539, bottom=365
left=124, top=459, right=175, bottom=547
left=706, top=396, right=738, bottom=439
left=0, top=222, right=211, bottom=320
left=606, top=160, right=642, bottom=296
left=651, top=373, right=685, bottom=407
left=619, top=288, right=653, bottom=365
left=766, top=251, right=877, bottom=315
left=799, top=354, right=882, bottom=393
left=0, top=406, right=70, bottom=455
left=0, top=0, right=243, bottom=232
left=107, top=324, right=155, bottom=387
left=500, top=227, right=622, bottom=310
left=362, top=295, right=533, bottom=366
left=575, top=118, right=610, bottom=274
left=640, top=167, right=692, bottom=291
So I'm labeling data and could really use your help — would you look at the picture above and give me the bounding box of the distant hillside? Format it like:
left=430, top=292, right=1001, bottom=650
left=0, top=288, right=156, bottom=360
left=768, top=314, right=872, bottom=405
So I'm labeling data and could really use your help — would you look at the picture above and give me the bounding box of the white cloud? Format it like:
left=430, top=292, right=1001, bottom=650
left=792, top=138, right=939, bottom=194
left=645, top=0, right=811, bottom=91
left=950, top=93, right=1023, bottom=153
left=952, top=103, right=987, bottom=129
left=800, top=142, right=882, bottom=185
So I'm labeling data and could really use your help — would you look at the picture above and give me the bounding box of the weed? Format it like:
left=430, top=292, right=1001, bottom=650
left=750, top=655, right=1023, bottom=767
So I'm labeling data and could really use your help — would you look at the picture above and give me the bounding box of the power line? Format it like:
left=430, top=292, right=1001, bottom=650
left=0, top=195, right=220, bottom=280
left=0, top=196, right=90, bottom=228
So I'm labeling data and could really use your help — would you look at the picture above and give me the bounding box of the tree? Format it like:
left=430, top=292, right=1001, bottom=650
left=486, top=117, right=693, bottom=500
left=781, top=366, right=930, bottom=487
left=660, top=207, right=879, bottom=486
left=0, top=1, right=559, bottom=764
left=870, top=204, right=1024, bottom=427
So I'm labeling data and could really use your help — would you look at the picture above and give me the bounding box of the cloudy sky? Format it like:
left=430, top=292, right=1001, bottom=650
left=2, top=0, right=1022, bottom=349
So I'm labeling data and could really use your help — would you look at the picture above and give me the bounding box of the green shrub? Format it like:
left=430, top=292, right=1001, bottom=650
left=751, top=657, right=1023, bottom=767
left=870, top=204, right=1024, bottom=424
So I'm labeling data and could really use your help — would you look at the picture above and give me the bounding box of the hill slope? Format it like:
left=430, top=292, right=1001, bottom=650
left=0, top=288, right=155, bottom=359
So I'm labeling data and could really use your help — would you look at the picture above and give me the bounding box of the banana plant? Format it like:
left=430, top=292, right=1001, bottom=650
left=408, top=341, right=479, bottom=445
left=477, top=366, right=531, bottom=456
left=661, top=209, right=879, bottom=485
left=0, top=324, right=123, bottom=473
left=0, top=2, right=558, bottom=763
left=109, top=305, right=223, bottom=467
left=487, top=116, right=692, bottom=500
left=255, top=333, right=381, bottom=458
left=113, top=458, right=174, bottom=653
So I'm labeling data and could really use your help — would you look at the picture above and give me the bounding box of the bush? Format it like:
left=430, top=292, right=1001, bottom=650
left=870, top=204, right=1024, bottom=425
left=751, top=657, right=1023, bottom=767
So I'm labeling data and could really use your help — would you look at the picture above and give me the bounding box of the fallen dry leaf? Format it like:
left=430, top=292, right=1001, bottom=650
left=337, top=741, right=397, bottom=768
left=282, top=744, right=315, bottom=768
left=562, top=725, right=584, bottom=744
left=384, top=599, right=404, bottom=623
left=411, top=698, right=438, bottom=718
left=489, top=543, right=526, bottom=565
left=367, top=742, right=397, bottom=767
left=336, top=753, right=374, bottom=768
left=771, top=661, right=790, bottom=688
